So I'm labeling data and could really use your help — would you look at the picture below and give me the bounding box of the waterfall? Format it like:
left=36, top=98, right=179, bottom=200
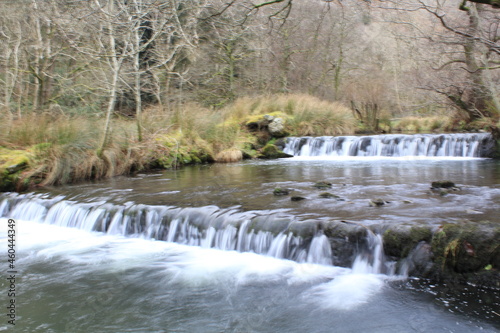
left=352, top=233, right=395, bottom=275
left=1, top=193, right=395, bottom=272
left=283, top=133, right=494, bottom=157
left=0, top=193, right=317, bottom=263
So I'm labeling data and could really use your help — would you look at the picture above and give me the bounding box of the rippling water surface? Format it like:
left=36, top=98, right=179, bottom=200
left=1, top=155, right=499, bottom=332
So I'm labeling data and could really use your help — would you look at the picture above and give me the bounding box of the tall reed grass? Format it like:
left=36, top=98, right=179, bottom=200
left=0, top=94, right=360, bottom=188
left=226, top=94, right=356, bottom=136
left=0, top=114, right=154, bottom=186
left=393, top=116, right=452, bottom=133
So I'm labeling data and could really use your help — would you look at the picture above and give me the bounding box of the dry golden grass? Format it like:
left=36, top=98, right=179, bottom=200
left=394, top=116, right=452, bottom=133
left=226, top=94, right=356, bottom=136
left=214, top=148, right=243, bottom=163
left=0, top=94, right=358, bottom=188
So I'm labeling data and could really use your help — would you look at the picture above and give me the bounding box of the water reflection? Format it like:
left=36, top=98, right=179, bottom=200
left=43, top=158, right=500, bottom=226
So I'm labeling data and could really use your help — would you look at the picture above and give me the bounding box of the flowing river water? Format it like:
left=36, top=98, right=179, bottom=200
left=0, top=133, right=499, bottom=332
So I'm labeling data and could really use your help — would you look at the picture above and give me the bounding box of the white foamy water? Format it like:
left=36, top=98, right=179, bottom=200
left=0, top=218, right=497, bottom=332
left=283, top=133, right=493, bottom=158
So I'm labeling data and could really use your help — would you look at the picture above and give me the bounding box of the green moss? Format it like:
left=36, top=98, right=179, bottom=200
left=244, top=111, right=290, bottom=127
left=0, top=148, right=30, bottom=169
left=431, top=223, right=499, bottom=273
left=318, top=192, right=339, bottom=198
left=273, top=188, right=290, bottom=196
left=258, top=144, right=292, bottom=159
left=0, top=148, right=31, bottom=191
left=383, top=225, right=432, bottom=258
left=313, top=181, right=332, bottom=189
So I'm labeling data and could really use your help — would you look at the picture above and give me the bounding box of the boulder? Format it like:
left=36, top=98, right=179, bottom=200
left=258, top=144, right=293, bottom=159
left=268, top=117, right=288, bottom=137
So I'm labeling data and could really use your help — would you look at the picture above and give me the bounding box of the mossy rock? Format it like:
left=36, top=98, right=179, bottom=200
left=431, top=180, right=456, bottom=189
left=0, top=148, right=31, bottom=192
left=313, top=181, right=332, bottom=189
left=241, top=149, right=258, bottom=159
left=273, top=188, right=290, bottom=196
left=244, top=111, right=290, bottom=128
left=431, top=222, right=500, bottom=274
left=257, top=144, right=293, bottom=159
left=383, top=225, right=432, bottom=258
left=319, top=192, right=340, bottom=199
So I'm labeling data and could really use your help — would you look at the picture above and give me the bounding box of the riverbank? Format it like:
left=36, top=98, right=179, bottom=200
left=2, top=94, right=500, bottom=192
left=0, top=95, right=353, bottom=191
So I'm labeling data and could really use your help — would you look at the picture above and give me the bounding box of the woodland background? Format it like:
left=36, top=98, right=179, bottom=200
left=0, top=0, right=499, bottom=188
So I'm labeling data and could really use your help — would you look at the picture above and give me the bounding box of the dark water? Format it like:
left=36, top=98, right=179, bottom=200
left=44, top=157, right=500, bottom=225
left=1, top=155, right=499, bottom=332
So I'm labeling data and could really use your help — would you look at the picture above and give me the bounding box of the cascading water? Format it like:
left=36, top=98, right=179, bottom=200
left=2, top=163, right=498, bottom=332
left=283, top=133, right=494, bottom=157
left=0, top=193, right=352, bottom=268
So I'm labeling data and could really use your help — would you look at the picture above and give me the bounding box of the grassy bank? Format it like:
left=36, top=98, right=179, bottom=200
left=1, top=93, right=498, bottom=191
left=0, top=94, right=358, bottom=190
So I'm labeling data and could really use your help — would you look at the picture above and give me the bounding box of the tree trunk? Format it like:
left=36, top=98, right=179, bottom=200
left=462, top=4, right=491, bottom=119
left=134, top=23, right=143, bottom=142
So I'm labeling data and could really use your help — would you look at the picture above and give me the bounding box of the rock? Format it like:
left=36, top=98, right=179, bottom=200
left=402, top=242, right=434, bottom=277
left=6, top=162, right=27, bottom=174
left=291, top=196, right=306, bottom=201
left=263, top=114, right=275, bottom=122
left=383, top=225, right=432, bottom=258
left=431, top=222, right=500, bottom=274
left=258, top=144, right=293, bottom=159
left=244, top=112, right=289, bottom=138
left=321, top=220, right=369, bottom=267
left=313, top=181, right=332, bottom=189
left=319, top=192, right=339, bottom=199
left=268, top=117, right=288, bottom=137
left=273, top=188, right=290, bottom=196
left=288, top=220, right=318, bottom=238
left=431, top=180, right=456, bottom=189
left=369, top=199, right=386, bottom=207
left=274, top=138, right=287, bottom=150
left=249, top=216, right=289, bottom=235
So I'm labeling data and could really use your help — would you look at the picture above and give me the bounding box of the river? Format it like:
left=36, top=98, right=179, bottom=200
left=0, top=133, right=499, bottom=332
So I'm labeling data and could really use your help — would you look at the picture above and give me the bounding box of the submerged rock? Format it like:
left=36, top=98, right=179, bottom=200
left=313, top=181, right=332, bottom=189
left=318, top=192, right=339, bottom=199
left=369, top=199, right=387, bottom=207
left=291, top=196, right=306, bottom=201
left=431, top=180, right=456, bottom=189
left=273, top=188, right=290, bottom=196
